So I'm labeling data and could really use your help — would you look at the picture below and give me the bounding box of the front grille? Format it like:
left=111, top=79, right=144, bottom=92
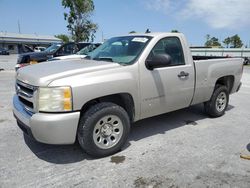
left=18, top=83, right=33, bottom=94
left=16, top=80, right=37, bottom=114
left=18, top=96, right=34, bottom=109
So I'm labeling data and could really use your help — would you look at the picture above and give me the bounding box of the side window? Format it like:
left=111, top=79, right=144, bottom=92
left=64, top=43, right=78, bottom=54
left=57, top=43, right=78, bottom=55
left=148, top=37, right=185, bottom=66
left=8, top=45, right=14, bottom=50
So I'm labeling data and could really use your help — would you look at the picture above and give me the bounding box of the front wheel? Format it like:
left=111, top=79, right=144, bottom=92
left=77, top=102, right=130, bottom=157
left=204, top=85, right=229, bottom=117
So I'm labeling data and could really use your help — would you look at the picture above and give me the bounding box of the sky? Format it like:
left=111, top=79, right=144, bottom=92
left=0, top=0, right=250, bottom=46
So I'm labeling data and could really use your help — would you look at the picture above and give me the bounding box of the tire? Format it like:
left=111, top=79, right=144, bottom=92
left=204, top=85, right=229, bottom=117
left=247, top=59, right=250, bottom=65
left=244, top=58, right=250, bottom=65
left=77, top=102, right=130, bottom=157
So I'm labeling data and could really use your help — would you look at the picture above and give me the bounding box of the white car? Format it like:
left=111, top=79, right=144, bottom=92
left=49, top=43, right=101, bottom=61
left=34, top=46, right=46, bottom=52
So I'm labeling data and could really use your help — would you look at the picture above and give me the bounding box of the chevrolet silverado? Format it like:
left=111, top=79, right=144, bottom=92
left=13, top=32, right=243, bottom=157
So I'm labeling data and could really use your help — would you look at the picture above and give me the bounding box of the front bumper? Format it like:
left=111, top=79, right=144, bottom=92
left=13, top=95, right=80, bottom=144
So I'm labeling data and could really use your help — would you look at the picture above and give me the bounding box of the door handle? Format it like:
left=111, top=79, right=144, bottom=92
left=178, top=71, right=189, bottom=78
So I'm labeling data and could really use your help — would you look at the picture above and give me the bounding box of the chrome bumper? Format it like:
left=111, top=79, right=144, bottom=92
left=13, top=95, right=80, bottom=144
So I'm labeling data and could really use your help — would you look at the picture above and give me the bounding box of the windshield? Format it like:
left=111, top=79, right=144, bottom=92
left=44, top=43, right=61, bottom=53
left=77, top=44, right=99, bottom=55
left=87, top=36, right=152, bottom=64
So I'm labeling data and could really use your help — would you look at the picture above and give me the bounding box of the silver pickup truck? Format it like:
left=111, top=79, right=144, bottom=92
left=13, top=33, right=243, bottom=157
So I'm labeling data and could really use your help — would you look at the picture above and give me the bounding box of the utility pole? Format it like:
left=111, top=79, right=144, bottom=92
left=18, top=20, right=21, bottom=34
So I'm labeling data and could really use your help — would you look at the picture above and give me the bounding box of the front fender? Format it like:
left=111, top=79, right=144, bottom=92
left=48, top=64, right=140, bottom=120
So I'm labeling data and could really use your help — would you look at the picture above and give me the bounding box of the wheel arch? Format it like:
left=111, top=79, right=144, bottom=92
left=79, top=93, right=135, bottom=122
left=214, top=75, right=235, bottom=94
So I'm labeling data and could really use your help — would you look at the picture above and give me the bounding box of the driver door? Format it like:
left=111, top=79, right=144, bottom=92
left=139, top=37, right=195, bottom=119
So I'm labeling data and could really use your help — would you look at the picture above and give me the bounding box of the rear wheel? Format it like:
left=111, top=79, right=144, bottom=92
left=77, top=102, right=130, bottom=157
left=204, top=85, right=229, bottom=117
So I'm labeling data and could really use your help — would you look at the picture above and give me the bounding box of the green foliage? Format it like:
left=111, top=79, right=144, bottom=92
left=129, top=31, right=136, bottom=34
left=230, top=35, right=243, bottom=48
left=62, top=0, right=98, bottom=42
left=223, top=37, right=231, bottom=48
left=223, top=35, right=243, bottom=48
left=206, top=34, right=210, bottom=42
left=55, top=34, right=70, bottom=43
left=205, top=35, right=221, bottom=47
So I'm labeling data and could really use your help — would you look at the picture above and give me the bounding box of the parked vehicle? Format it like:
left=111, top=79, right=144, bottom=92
left=13, top=32, right=243, bottom=157
left=34, top=46, right=46, bottom=52
left=15, top=42, right=91, bottom=71
left=0, top=47, right=9, bottom=55
left=48, top=43, right=102, bottom=61
left=18, top=44, right=34, bottom=54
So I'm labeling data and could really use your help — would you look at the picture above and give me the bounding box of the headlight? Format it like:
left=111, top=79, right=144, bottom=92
left=38, top=86, right=72, bottom=112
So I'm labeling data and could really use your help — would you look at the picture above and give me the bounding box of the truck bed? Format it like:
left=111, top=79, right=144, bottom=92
left=193, top=55, right=231, bottom=60
left=191, top=58, right=243, bottom=105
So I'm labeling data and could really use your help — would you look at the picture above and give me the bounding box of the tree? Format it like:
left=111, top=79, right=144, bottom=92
left=223, top=37, right=231, bottom=48
left=223, top=35, right=243, bottom=48
left=230, top=34, right=243, bottom=48
left=223, top=34, right=243, bottom=48
left=55, top=34, right=70, bottom=43
left=205, top=35, right=221, bottom=47
left=205, top=34, right=210, bottom=44
left=129, top=31, right=136, bottom=34
left=62, top=0, right=98, bottom=42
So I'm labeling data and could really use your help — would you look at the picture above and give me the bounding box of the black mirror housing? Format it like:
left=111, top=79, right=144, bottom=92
left=146, top=54, right=172, bottom=70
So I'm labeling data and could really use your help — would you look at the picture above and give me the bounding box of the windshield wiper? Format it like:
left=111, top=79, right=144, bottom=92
left=93, top=57, right=113, bottom=62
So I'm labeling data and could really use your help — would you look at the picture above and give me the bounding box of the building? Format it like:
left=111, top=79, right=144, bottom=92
left=0, top=32, right=62, bottom=54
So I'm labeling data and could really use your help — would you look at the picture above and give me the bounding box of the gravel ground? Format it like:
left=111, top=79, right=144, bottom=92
left=0, top=54, right=18, bottom=70
left=0, top=66, right=249, bottom=188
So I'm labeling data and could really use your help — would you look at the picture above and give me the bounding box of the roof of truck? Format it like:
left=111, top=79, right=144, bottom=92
left=127, top=32, right=183, bottom=37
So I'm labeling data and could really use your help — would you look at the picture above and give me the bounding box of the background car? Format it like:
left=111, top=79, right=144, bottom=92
left=17, top=44, right=34, bottom=54
left=48, top=43, right=102, bottom=61
left=15, top=42, right=91, bottom=71
left=0, top=47, right=10, bottom=55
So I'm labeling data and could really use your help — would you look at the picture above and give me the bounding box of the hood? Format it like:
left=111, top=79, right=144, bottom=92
left=16, top=59, right=120, bottom=86
left=18, top=51, right=51, bottom=63
left=19, top=51, right=49, bottom=57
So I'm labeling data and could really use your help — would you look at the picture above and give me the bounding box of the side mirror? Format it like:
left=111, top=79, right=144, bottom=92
left=145, top=54, right=172, bottom=70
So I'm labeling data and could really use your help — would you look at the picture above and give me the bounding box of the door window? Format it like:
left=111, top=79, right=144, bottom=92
left=148, top=37, right=185, bottom=66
